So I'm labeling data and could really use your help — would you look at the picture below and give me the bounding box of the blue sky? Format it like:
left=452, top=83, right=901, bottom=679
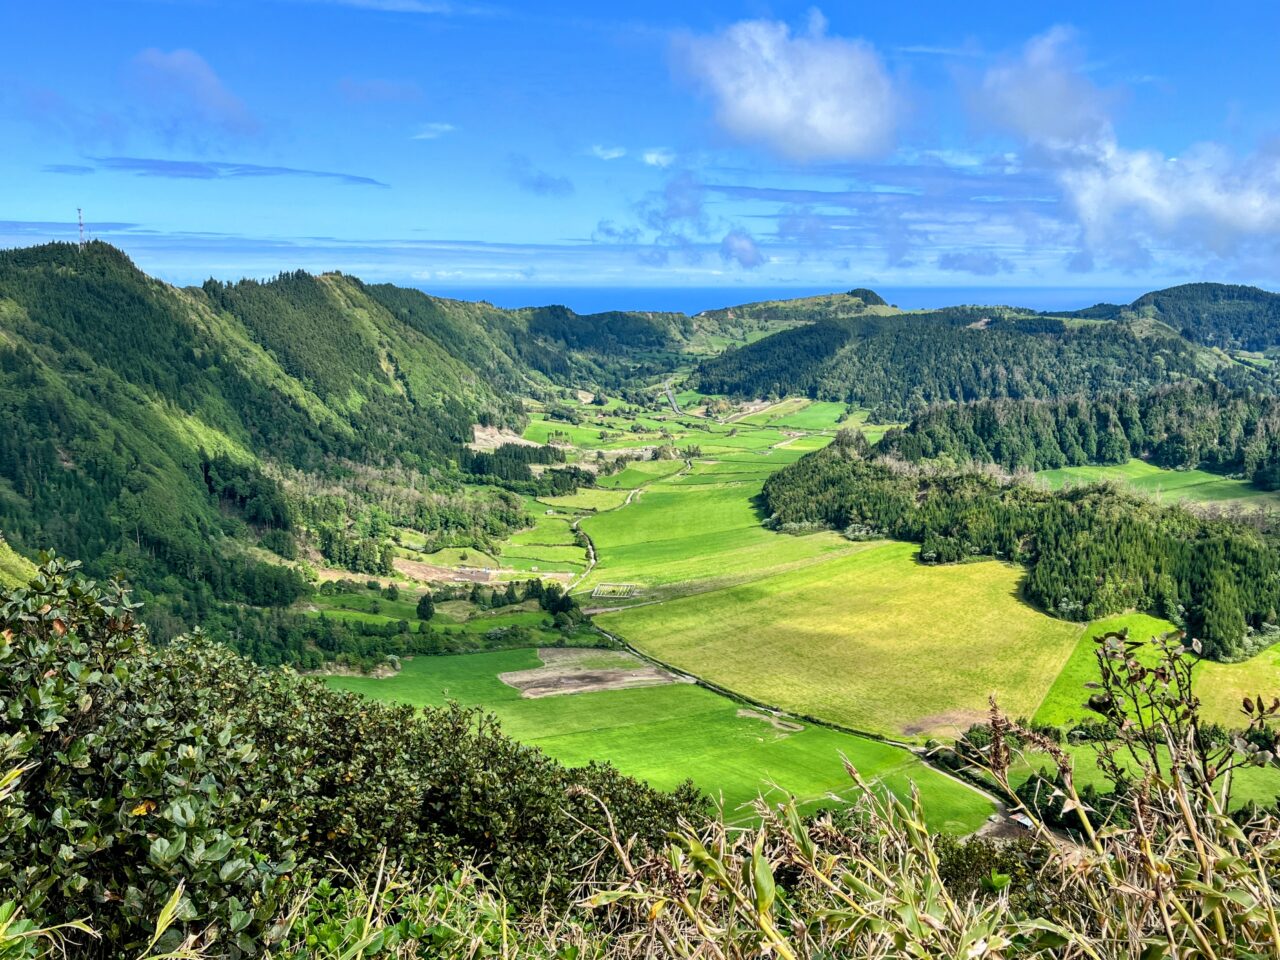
left=3, top=1, right=1280, bottom=304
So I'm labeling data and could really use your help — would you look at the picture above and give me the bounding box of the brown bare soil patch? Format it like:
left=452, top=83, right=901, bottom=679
left=902, top=709, right=987, bottom=737
left=468, top=424, right=541, bottom=452
left=736, top=708, right=804, bottom=733
left=393, top=556, right=493, bottom=583
left=499, top=647, right=683, bottom=698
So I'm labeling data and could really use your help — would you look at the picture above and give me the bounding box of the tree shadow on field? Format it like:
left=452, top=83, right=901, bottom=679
left=749, top=491, right=771, bottom=524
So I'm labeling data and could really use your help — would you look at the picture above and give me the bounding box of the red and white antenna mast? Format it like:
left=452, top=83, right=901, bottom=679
left=77, top=208, right=86, bottom=249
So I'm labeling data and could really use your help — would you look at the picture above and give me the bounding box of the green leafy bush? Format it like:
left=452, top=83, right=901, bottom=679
left=0, top=559, right=702, bottom=955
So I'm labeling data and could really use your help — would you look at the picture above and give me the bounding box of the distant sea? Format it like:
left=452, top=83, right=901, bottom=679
left=418, top=285, right=1155, bottom=316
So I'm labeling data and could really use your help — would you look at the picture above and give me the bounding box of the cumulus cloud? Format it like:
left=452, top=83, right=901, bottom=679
left=675, top=9, right=898, bottom=161
left=411, top=122, right=456, bottom=140
left=978, top=26, right=1110, bottom=150
left=720, top=228, right=765, bottom=269
left=776, top=204, right=837, bottom=248
left=979, top=27, right=1280, bottom=270
left=506, top=154, right=574, bottom=196
left=590, top=144, right=626, bottom=160
left=129, top=48, right=258, bottom=141
left=936, top=250, right=1014, bottom=275
left=642, top=148, right=676, bottom=168
left=630, top=170, right=711, bottom=266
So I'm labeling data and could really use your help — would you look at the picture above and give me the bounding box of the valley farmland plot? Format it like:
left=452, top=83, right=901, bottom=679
left=352, top=390, right=1280, bottom=826
left=327, top=649, right=992, bottom=830
left=596, top=541, right=1085, bottom=740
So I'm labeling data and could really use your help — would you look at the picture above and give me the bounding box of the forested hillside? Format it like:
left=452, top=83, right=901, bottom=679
left=0, top=242, right=695, bottom=635
left=694, top=306, right=1268, bottom=419
left=879, top=382, right=1280, bottom=485
left=1061, top=282, right=1280, bottom=351
left=764, top=433, right=1280, bottom=660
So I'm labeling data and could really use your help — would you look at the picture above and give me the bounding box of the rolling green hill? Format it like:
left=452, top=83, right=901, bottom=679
left=694, top=304, right=1270, bottom=420
left=1060, top=282, right=1280, bottom=351
left=0, top=242, right=732, bottom=626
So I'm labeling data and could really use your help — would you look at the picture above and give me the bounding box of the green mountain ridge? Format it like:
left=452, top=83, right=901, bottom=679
left=1058, top=282, right=1280, bottom=351
left=0, top=242, right=705, bottom=616
left=694, top=297, right=1275, bottom=419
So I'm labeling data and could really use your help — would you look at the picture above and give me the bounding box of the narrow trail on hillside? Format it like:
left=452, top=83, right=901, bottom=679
left=663, top=378, right=681, bottom=414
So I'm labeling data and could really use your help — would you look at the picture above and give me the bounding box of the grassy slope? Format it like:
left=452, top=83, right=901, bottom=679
left=577, top=470, right=858, bottom=598
left=1034, top=611, right=1280, bottom=730
left=599, top=541, right=1083, bottom=740
left=327, top=650, right=992, bottom=830
left=0, top=535, right=35, bottom=588
left=1036, top=459, right=1280, bottom=509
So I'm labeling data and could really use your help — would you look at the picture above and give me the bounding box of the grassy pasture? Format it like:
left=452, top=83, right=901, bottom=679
left=416, top=546, right=498, bottom=568
left=770, top=401, right=850, bottom=431
left=1033, top=611, right=1280, bottom=730
left=596, top=459, right=687, bottom=489
left=521, top=417, right=610, bottom=448
left=577, top=477, right=859, bottom=599
left=326, top=650, right=994, bottom=830
left=499, top=543, right=588, bottom=565
left=539, top=488, right=632, bottom=512
left=1007, top=740, right=1280, bottom=812
left=735, top=398, right=809, bottom=426
left=506, top=514, right=578, bottom=547
left=597, top=541, right=1084, bottom=740
left=778, top=434, right=834, bottom=452
left=1036, top=459, right=1280, bottom=508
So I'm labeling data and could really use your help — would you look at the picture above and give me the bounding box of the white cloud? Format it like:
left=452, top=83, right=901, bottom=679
left=411, top=122, right=455, bottom=140
left=130, top=48, right=258, bottom=140
left=642, top=148, right=676, bottom=168
left=720, top=227, right=765, bottom=269
left=978, top=26, right=1110, bottom=150
left=590, top=144, right=626, bottom=160
left=980, top=28, right=1280, bottom=270
left=675, top=10, right=898, bottom=162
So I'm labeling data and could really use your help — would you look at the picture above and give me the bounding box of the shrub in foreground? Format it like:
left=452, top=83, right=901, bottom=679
left=0, top=558, right=701, bottom=956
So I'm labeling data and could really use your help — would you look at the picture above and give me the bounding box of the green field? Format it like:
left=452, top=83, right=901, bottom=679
left=539, top=488, right=632, bottom=512
left=326, top=650, right=994, bottom=830
left=1034, top=611, right=1280, bottom=730
left=596, top=458, right=687, bottom=489
left=506, top=393, right=1280, bottom=815
left=598, top=541, right=1084, bottom=740
left=771, top=401, right=850, bottom=431
left=1037, top=458, right=1280, bottom=508
left=1008, top=739, right=1280, bottom=812
left=577, top=473, right=860, bottom=600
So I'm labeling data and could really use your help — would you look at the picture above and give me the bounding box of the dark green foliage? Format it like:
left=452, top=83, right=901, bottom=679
left=763, top=437, right=1280, bottom=659
left=415, top=592, right=434, bottom=622
left=847, top=287, right=887, bottom=306
left=1058, top=282, right=1280, bottom=351
left=696, top=309, right=1269, bottom=420
left=0, top=560, right=704, bottom=955
left=880, top=382, right=1280, bottom=482
left=0, top=242, right=639, bottom=653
